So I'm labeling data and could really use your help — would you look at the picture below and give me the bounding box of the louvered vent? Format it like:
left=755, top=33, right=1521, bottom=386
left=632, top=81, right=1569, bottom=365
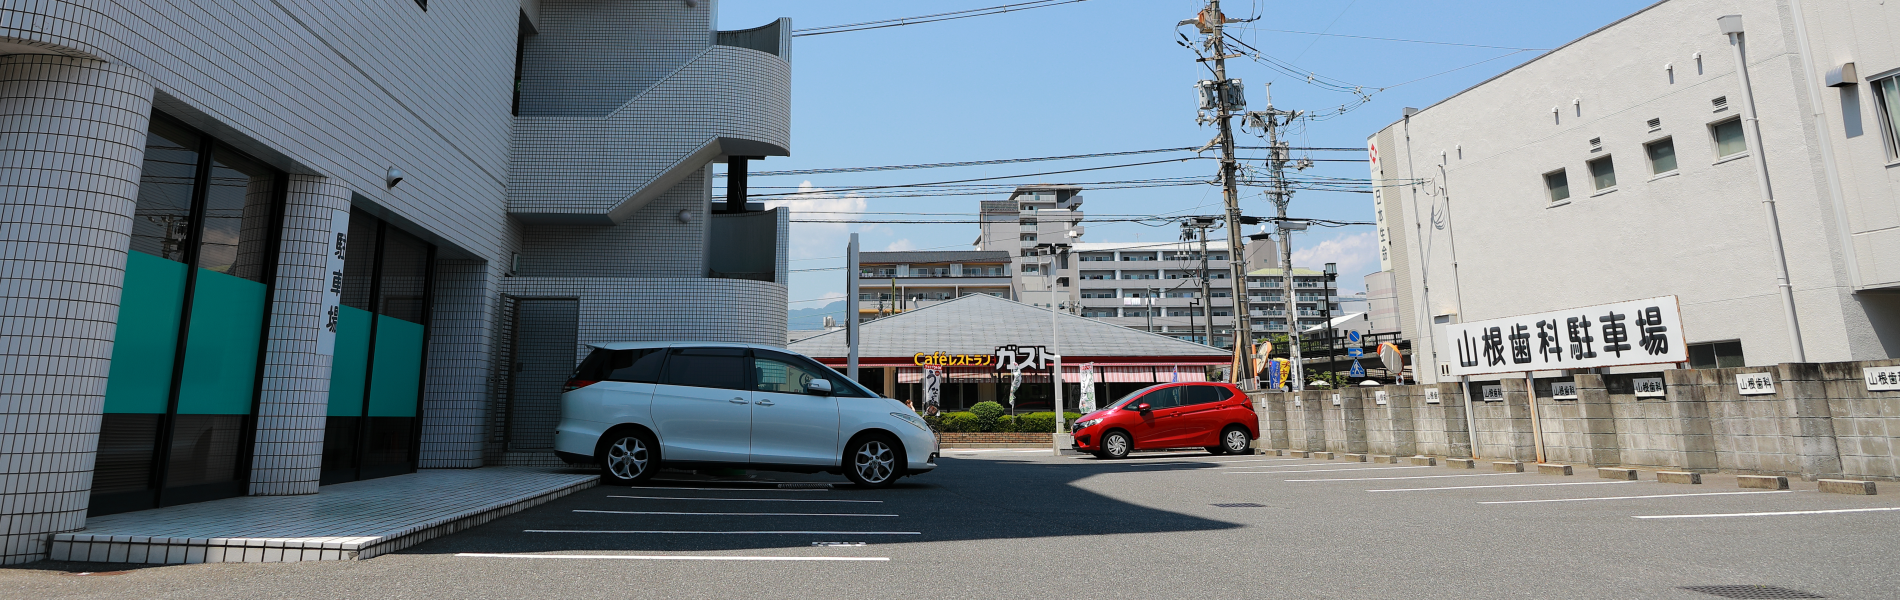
left=1713, top=96, right=1729, bottom=111
left=1589, top=137, right=1603, bottom=151
left=1647, top=118, right=1662, bottom=130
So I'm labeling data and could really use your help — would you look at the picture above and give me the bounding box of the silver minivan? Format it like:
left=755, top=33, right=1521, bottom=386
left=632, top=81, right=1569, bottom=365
left=554, top=342, right=938, bottom=488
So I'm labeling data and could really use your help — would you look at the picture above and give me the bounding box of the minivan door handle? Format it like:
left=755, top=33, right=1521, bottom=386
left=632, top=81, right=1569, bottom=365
left=729, top=398, right=748, bottom=404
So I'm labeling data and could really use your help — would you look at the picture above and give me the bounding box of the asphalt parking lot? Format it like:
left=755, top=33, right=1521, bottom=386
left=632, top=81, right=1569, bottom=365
left=9, top=451, right=1900, bottom=599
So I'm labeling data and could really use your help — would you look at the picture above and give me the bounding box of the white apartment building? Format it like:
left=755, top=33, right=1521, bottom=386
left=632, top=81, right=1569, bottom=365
left=0, top=0, right=792, bottom=563
left=1369, top=0, right=1900, bottom=383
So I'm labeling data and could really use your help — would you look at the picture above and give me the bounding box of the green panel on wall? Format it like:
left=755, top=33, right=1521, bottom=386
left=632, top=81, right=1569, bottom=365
left=327, top=307, right=373, bottom=417
left=367, top=315, right=424, bottom=418
left=175, top=269, right=267, bottom=415
left=103, top=252, right=188, bottom=414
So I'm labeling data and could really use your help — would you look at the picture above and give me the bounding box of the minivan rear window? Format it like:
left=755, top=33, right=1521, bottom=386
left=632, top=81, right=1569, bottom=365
left=661, top=347, right=750, bottom=390
left=574, top=347, right=668, bottom=383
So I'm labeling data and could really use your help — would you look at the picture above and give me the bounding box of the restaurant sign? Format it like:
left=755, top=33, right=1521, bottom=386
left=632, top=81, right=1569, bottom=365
left=913, top=352, right=995, bottom=366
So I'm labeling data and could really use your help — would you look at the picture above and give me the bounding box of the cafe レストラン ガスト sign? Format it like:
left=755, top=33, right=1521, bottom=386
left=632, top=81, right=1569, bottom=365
left=1441, top=295, right=1688, bottom=377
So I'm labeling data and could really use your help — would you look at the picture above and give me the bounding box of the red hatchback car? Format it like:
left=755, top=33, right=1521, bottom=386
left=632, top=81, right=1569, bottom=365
left=1071, top=382, right=1258, bottom=459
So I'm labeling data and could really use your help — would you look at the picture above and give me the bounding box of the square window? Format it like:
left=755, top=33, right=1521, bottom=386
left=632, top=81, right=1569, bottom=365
left=1543, top=169, right=1571, bottom=203
left=1873, top=74, right=1900, bottom=160
left=1587, top=156, right=1616, bottom=190
left=1645, top=137, right=1678, bottom=174
left=1711, top=118, right=1747, bottom=158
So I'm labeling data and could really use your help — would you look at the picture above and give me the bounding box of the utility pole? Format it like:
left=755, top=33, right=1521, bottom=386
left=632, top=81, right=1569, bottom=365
left=1146, top=286, right=1156, bottom=333
left=1192, top=218, right=1216, bottom=347
left=1187, top=0, right=1255, bottom=386
left=847, top=234, right=860, bottom=382
left=1249, top=84, right=1306, bottom=391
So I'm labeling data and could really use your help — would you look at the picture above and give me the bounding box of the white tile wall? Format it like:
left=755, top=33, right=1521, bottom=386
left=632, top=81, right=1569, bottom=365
left=0, top=55, right=155, bottom=565
left=250, top=176, right=351, bottom=495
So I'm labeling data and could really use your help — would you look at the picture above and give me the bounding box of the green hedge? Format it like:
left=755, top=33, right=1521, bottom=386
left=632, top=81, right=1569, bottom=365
left=924, top=410, right=1084, bottom=433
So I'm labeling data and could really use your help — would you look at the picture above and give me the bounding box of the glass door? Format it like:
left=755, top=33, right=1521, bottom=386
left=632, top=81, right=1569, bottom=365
left=321, top=211, right=434, bottom=485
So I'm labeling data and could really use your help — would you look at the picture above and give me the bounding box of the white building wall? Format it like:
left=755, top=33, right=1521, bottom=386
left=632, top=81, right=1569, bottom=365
left=1371, top=0, right=1900, bottom=383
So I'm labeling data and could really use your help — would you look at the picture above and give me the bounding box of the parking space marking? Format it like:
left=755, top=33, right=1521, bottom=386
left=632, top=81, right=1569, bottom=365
left=1116, top=458, right=1309, bottom=468
left=1286, top=473, right=1517, bottom=482
left=526, top=530, right=923, bottom=535
left=1368, top=481, right=1632, bottom=492
left=608, top=495, right=881, bottom=503
left=1228, top=466, right=1429, bottom=475
left=635, top=486, right=828, bottom=492
left=1217, top=461, right=1379, bottom=470
left=575, top=510, right=897, bottom=517
left=457, top=553, right=890, bottom=562
left=1480, top=490, right=1792, bottom=504
left=1633, top=507, right=1900, bottom=520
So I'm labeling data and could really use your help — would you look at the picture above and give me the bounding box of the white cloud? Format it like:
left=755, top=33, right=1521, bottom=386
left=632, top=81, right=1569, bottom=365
left=1292, top=231, right=1379, bottom=291
left=764, top=181, right=874, bottom=260
left=882, top=238, right=917, bottom=251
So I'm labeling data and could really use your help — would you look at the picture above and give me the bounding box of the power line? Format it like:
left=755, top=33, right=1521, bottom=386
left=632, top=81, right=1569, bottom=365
left=1251, top=28, right=1552, bottom=52
left=715, top=146, right=1363, bottom=178
left=792, top=0, right=1092, bottom=37
left=743, top=158, right=1204, bottom=199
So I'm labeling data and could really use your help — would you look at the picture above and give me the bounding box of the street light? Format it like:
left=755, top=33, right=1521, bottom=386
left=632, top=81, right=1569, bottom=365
left=1037, top=241, right=1073, bottom=456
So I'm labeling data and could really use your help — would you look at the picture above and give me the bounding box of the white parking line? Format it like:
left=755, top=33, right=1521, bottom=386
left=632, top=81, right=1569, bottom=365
left=575, top=510, right=896, bottom=517
left=1117, top=458, right=1310, bottom=468
left=1368, top=481, right=1633, bottom=492
left=1480, top=490, right=1793, bottom=504
left=1228, top=466, right=1428, bottom=475
left=457, top=553, right=889, bottom=562
left=1217, top=461, right=1378, bottom=470
left=609, top=495, right=881, bottom=503
left=527, top=530, right=922, bottom=535
left=1287, top=473, right=1517, bottom=483
left=636, top=486, right=827, bottom=492
left=1633, top=507, right=1900, bottom=520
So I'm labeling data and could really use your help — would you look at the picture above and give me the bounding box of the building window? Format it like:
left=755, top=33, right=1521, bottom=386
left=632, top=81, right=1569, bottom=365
left=1711, top=117, right=1747, bottom=158
left=1544, top=169, right=1570, bottom=203
left=1687, top=340, right=1745, bottom=369
left=1020, top=233, right=1036, bottom=241
left=1587, top=155, right=1616, bottom=190
left=1645, top=137, right=1678, bottom=174
left=1022, top=264, right=1038, bottom=273
left=1873, top=74, right=1900, bottom=160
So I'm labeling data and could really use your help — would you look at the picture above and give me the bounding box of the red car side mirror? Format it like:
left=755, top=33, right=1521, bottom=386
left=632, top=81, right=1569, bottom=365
left=1135, top=403, right=1152, bottom=412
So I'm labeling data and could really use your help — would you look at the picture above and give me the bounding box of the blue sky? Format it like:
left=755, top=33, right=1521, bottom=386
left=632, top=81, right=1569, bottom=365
left=717, top=0, right=1657, bottom=315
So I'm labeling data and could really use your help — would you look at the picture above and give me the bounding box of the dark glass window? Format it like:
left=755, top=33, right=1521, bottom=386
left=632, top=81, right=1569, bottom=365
left=1687, top=341, right=1746, bottom=369
left=129, top=119, right=200, bottom=262
left=1139, top=387, right=1183, bottom=409
left=197, top=148, right=279, bottom=281
left=602, top=348, right=668, bottom=383
left=1182, top=385, right=1231, bottom=405
left=378, top=227, right=430, bottom=323
left=661, top=348, right=750, bottom=390
left=340, top=209, right=379, bottom=311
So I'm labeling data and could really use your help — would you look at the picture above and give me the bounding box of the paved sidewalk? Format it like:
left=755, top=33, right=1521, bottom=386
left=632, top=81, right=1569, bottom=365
left=49, top=468, right=596, bottom=565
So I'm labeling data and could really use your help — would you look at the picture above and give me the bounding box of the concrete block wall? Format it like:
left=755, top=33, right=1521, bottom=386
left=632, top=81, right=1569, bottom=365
left=1253, top=358, right=1900, bottom=480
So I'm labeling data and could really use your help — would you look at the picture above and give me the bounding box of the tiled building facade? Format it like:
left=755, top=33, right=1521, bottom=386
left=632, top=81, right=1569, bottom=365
left=0, top=0, right=791, bottom=563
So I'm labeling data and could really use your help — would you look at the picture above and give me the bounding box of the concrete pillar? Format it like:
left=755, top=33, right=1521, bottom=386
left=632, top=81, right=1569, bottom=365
left=1257, top=392, right=1290, bottom=450
left=1383, top=385, right=1418, bottom=458
left=1340, top=389, right=1368, bottom=454
left=419, top=259, right=495, bottom=468
left=248, top=177, right=351, bottom=494
left=1778, top=362, right=1842, bottom=480
left=1572, top=374, right=1621, bottom=467
left=0, top=55, right=154, bottom=564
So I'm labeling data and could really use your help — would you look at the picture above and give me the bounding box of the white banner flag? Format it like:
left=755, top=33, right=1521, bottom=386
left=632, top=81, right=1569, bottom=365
left=1440, top=295, right=1688, bottom=377
left=1078, top=363, right=1097, bottom=413
left=921, top=365, right=943, bottom=416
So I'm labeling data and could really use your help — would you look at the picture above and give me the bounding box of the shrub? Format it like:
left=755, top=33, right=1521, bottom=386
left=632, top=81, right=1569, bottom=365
left=969, top=401, right=1005, bottom=431
left=937, top=412, right=979, bottom=433
left=995, top=415, right=1017, bottom=432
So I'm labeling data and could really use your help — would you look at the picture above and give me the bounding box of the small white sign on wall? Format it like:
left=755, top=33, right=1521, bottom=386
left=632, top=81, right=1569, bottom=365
left=1331, top=393, right=1342, bottom=406
left=1552, top=381, right=1578, bottom=400
left=1633, top=377, right=1666, bottom=398
left=1481, top=385, right=1504, bottom=403
left=1375, top=391, right=1389, bottom=405
left=1737, top=373, right=1776, bottom=396
left=1863, top=366, right=1900, bottom=391
left=316, top=209, right=350, bottom=357
left=1423, top=388, right=1441, bottom=404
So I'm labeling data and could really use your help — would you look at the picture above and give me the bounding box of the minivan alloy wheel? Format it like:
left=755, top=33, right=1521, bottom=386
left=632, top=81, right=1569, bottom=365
left=854, top=440, right=896, bottom=484
left=606, top=436, right=649, bottom=480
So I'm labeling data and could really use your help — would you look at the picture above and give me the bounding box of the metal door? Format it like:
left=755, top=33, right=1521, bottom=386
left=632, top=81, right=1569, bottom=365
left=506, top=298, right=580, bottom=451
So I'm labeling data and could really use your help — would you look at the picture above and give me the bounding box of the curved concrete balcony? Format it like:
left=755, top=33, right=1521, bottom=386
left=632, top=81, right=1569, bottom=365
left=511, top=19, right=792, bottom=225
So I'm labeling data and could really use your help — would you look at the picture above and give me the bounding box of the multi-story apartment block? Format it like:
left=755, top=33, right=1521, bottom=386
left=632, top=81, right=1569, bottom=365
left=0, top=0, right=791, bottom=563
left=856, top=251, right=1014, bottom=321
left=1368, top=0, right=1900, bottom=383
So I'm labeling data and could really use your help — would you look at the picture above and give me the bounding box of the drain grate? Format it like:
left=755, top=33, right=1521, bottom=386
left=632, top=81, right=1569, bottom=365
left=1680, top=585, right=1825, bottom=599
left=1211, top=502, right=1267, bottom=508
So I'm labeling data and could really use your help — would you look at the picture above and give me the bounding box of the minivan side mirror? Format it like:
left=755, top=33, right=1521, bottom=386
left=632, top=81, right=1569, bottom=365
left=806, top=379, right=834, bottom=395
